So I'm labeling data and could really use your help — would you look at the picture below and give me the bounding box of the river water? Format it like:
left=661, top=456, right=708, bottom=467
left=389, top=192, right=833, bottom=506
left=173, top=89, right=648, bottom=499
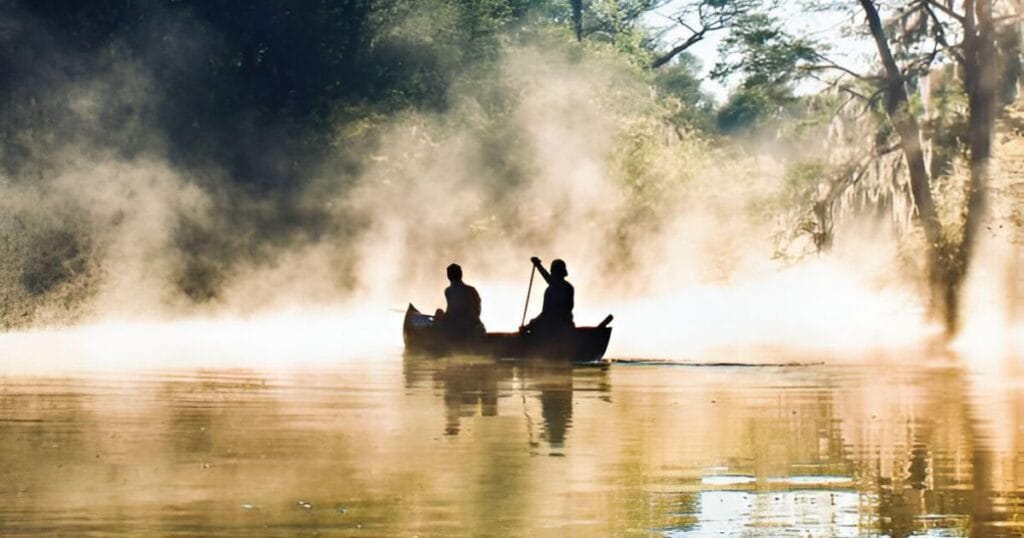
left=1, top=353, right=1023, bottom=537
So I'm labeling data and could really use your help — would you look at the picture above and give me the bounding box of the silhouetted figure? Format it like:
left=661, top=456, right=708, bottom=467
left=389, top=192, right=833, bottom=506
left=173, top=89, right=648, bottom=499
left=525, top=257, right=574, bottom=336
left=435, top=263, right=485, bottom=342
left=536, top=363, right=574, bottom=449
left=908, top=444, right=928, bottom=489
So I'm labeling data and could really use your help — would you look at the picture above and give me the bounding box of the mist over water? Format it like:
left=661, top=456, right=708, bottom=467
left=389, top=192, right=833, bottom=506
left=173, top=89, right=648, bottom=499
left=5, top=5, right=1024, bottom=537
left=0, top=2, right=1016, bottom=370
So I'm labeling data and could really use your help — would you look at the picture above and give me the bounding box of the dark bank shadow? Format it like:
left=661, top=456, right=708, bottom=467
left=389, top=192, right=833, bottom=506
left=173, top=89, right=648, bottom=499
left=403, top=354, right=609, bottom=450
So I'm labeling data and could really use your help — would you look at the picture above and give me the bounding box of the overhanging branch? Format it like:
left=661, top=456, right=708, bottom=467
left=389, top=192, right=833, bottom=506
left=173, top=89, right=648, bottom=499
left=924, top=0, right=965, bottom=23
left=651, top=29, right=707, bottom=69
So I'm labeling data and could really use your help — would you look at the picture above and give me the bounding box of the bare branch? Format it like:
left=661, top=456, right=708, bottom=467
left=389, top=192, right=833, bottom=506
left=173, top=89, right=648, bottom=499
left=924, top=0, right=965, bottom=22
left=921, top=1, right=966, bottom=63
left=805, top=74, right=882, bottom=118
left=673, top=16, right=699, bottom=35
left=814, top=71, right=855, bottom=93
left=839, top=86, right=874, bottom=103
left=901, top=39, right=942, bottom=80
left=804, top=54, right=869, bottom=81
left=827, top=95, right=857, bottom=123
left=651, top=29, right=707, bottom=69
left=808, top=72, right=882, bottom=106
left=652, top=0, right=768, bottom=70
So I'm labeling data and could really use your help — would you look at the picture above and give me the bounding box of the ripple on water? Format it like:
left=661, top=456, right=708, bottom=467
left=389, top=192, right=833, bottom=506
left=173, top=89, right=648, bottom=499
left=0, top=356, right=1021, bottom=536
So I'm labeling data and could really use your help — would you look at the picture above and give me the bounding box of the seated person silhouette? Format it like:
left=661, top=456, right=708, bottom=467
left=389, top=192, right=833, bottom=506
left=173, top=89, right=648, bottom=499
left=524, top=257, right=574, bottom=337
left=434, top=263, right=485, bottom=342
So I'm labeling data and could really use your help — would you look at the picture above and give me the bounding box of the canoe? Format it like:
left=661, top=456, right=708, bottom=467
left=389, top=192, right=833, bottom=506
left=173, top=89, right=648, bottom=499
left=403, top=304, right=612, bottom=363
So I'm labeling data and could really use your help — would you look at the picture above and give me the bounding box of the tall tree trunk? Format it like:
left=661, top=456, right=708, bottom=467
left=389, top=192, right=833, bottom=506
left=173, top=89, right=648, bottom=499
left=954, top=0, right=999, bottom=330
left=858, top=0, right=951, bottom=325
left=570, top=0, right=582, bottom=41
left=859, top=0, right=942, bottom=244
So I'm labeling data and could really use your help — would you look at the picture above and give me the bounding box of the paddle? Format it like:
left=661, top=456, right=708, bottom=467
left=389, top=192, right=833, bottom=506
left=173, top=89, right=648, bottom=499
left=520, top=262, right=537, bottom=329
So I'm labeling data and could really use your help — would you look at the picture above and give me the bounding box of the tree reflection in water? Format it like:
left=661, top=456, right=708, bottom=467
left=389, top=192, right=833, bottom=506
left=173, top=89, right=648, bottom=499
left=1, top=356, right=1023, bottom=536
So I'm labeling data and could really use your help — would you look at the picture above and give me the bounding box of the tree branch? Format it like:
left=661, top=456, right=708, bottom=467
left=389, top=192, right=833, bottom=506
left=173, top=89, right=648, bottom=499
left=921, top=1, right=966, bottom=63
left=651, top=29, right=707, bottom=69
left=673, top=16, right=699, bottom=35
left=828, top=95, right=857, bottom=123
left=902, top=39, right=942, bottom=79
left=859, top=0, right=943, bottom=247
left=924, top=0, right=965, bottom=22
left=804, top=54, right=869, bottom=81
left=842, top=87, right=874, bottom=104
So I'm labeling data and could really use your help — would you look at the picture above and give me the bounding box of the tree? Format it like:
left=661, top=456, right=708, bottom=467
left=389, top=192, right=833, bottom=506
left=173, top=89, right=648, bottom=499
left=714, top=0, right=1018, bottom=332
left=650, top=0, right=775, bottom=69
left=855, top=0, right=1012, bottom=332
left=654, top=52, right=717, bottom=130
left=555, top=0, right=774, bottom=68
left=0, top=0, right=559, bottom=307
left=709, top=12, right=818, bottom=132
left=571, top=0, right=582, bottom=40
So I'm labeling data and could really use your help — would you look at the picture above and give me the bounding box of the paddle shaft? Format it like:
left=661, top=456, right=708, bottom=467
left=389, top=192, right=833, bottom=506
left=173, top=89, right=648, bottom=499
left=520, top=265, right=536, bottom=328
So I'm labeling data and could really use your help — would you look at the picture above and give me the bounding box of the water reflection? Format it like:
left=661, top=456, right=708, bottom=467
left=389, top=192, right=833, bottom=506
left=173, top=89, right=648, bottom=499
left=1, top=357, right=1023, bottom=536
left=404, top=355, right=608, bottom=451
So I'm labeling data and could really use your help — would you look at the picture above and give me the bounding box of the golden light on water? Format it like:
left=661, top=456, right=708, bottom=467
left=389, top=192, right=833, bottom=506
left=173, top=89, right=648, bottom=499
left=0, top=240, right=1020, bottom=538
left=3, top=1, right=1024, bottom=535
left=0, top=309, right=398, bottom=375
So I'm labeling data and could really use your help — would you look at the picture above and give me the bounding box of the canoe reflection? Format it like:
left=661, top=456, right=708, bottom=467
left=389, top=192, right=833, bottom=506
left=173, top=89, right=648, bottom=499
left=434, top=359, right=501, bottom=436
left=403, top=355, right=608, bottom=448
left=4, top=359, right=1024, bottom=536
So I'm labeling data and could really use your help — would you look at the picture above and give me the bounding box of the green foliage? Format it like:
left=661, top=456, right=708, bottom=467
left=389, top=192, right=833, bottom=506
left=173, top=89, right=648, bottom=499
left=717, top=88, right=780, bottom=133
left=711, top=13, right=819, bottom=133
left=581, top=0, right=659, bottom=65
left=10, top=0, right=1018, bottom=323
left=711, top=13, right=816, bottom=84
left=781, top=160, right=825, bottom=209
left=751, top=158, right=825, bottom=259
left=920, top=67, right=969, bottom=181
left=653, top=53, right=716, bottom=130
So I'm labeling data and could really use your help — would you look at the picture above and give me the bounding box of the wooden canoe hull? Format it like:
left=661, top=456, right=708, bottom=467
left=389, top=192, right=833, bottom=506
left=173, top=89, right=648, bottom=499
left=403, top=305, right=611, bottom=363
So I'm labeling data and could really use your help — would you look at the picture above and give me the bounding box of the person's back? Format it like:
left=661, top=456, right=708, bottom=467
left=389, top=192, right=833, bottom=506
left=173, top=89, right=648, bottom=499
left=541, top=278, right=573, bottom=326
left=445, top=282, right=481, bottom=325
left=439, top=263, right=485, bottom=341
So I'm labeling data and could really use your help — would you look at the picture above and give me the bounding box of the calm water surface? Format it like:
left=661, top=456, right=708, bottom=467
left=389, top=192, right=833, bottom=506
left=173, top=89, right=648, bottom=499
left=2, top=354, right=1023, bottom=536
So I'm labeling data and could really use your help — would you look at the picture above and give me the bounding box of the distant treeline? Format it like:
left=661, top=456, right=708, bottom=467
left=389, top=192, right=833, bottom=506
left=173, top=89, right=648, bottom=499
left=0, top=0, right=1021, bottom=335
left=1, top=0, right=559, bottom=188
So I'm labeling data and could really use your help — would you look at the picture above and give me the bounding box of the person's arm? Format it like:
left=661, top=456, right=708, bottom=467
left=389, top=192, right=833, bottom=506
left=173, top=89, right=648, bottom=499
left=530, top=257, right=552, bottom=284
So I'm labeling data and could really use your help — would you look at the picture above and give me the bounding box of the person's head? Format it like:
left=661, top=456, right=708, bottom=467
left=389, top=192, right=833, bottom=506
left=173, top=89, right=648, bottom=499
left=550, top=259, right=567, bottom=279
left=446, top=263, right=463, bottom=283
